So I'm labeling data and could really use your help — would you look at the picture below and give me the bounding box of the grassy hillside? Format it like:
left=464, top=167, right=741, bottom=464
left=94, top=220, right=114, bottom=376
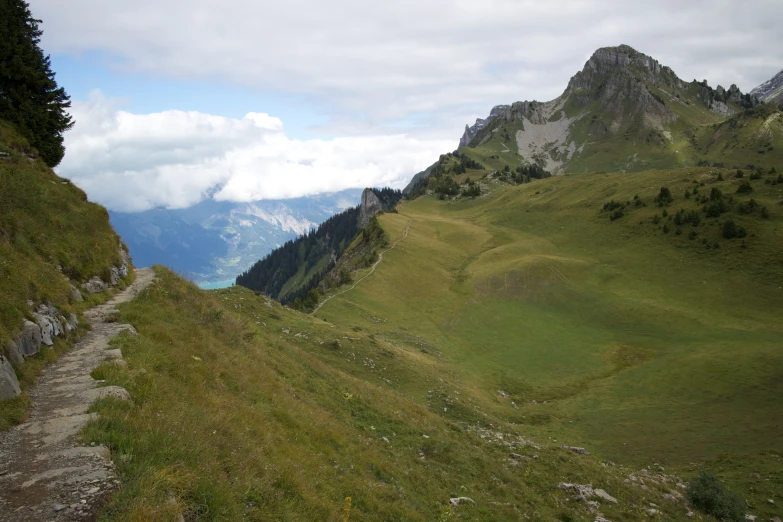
left=87, top=267, right=710, bottom=521
left=311, top=167, right=783, bottom=519
left=83, top=166, right=783, bottom=520
left=0, top=120, right=128, bottom=427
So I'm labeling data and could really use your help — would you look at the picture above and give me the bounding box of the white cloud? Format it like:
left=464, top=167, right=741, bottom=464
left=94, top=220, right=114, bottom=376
left=37, top=0, right=783, bottom=213
left=33, top=0, right=783, bottom=132
left=58, top=92, right=451, bottom=212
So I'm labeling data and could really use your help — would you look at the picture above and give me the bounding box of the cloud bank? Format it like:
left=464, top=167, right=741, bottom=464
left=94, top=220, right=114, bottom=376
left=58, top=93, right=452, bottom=212
left=35, top=0, right=783, bottom=129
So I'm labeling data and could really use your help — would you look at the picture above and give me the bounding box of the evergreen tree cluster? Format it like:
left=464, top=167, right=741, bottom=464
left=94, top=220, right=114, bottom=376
left=506, top=163, right=551, bottom=184
left=235, top=189, right=402, bottom=304
left=0, top=0, right=73, bottom=166
left=236, top=207, right=361, bottom=302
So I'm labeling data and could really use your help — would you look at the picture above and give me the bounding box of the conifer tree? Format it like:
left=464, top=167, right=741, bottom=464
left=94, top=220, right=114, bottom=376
left=0, top=0, right=73, bottom=166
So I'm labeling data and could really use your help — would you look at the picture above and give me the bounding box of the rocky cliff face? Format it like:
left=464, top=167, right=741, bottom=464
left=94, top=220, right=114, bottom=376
left=358, top=188, right=383, bottom=228
left=459, top=105, right=510, bottom=147
left=751, top=68, right=783, bottom=104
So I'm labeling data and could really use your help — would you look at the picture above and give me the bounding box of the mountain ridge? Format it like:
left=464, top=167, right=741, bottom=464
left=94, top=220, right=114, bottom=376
left=450, top=44, right=773, bottom=180
left=751, top=67, right=783, bottom=104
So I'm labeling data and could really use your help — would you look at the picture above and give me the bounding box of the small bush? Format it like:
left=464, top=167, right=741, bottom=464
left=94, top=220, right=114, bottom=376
left=736, top=180, right=753, bottom=194
left=662, top=224, right=670, bottom=234
left=761, top=206, right=770, bottom=219
left=737, top=199, right=757, bottom=214
left=609, top=208, right=625, bottom=221
left=735, top=169, right=744, bottom=178
left=655, top=186, right=673, bottom=206
left=722, top=220, right=747, bottom=239
left=710, top=187, right=723, bottom=201
left=687, top=471, right=744, bottom=522
left=602, top=200, right=626, bottom=212
left=705, top=199, right=729, bottom=217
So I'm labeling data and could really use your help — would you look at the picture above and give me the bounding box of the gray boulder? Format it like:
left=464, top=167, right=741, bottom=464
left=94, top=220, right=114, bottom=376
left=118, top=246, right=131, bottom=266
left=20, top=320, right=42, bottom=357
left=0, top=354, right=21, bottom=399
left=82, top=276, right=107, bottom=294
left=594, top=489, right=618, bottom=504
left=68, top=313, right=78, bottom=330
left=35, top=313, right=55, bottom=346
left=109, top=264, right=128, bottom=285
left=110, top=267, right=121, bottom=286
left=70, top=284, right=84, bottom=302
left=4, top=339, right=24, bottom=365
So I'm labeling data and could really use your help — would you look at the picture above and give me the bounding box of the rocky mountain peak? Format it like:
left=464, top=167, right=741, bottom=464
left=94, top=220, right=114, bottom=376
left=567, top=44, right=680, bottom=94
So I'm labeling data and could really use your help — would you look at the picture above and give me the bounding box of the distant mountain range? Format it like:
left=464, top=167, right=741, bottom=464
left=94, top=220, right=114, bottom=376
left=110, top=189, right=362, bottom=285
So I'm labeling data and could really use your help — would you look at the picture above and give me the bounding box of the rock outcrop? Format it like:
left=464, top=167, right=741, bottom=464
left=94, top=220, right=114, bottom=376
left=750, top=67, right=783, bottom=105
left=459, top=105, right=510, bottom=147
left=81, top=276, right=107, bottom=294
left=358, top=188, right=383, bottom=228
left=1, top=252, right=129, bottom=400
left=0, top=354, right=21, bottom=398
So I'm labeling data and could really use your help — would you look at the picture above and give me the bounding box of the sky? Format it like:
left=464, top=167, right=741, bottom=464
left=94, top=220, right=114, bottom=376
left=30, top=0, right=783, bottom=212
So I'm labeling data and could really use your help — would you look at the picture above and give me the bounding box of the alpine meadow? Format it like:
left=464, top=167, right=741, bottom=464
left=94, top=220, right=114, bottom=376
left=1, top=2, right=783, bottom=521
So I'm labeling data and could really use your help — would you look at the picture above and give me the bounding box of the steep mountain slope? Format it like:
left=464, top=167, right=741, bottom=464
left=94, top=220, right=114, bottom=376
left=751, top=67, right=783, bottom=105
left=448, top=45, right=779, bottom=179
left=0, top=120, right=131, bottom=421
left=109, top=189, right=362, bottom=285
left=236, top=188, right=402, bottom=306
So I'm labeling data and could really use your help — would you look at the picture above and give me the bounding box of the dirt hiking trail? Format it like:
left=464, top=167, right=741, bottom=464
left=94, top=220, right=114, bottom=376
left=0, top=268, right=154, bottom=521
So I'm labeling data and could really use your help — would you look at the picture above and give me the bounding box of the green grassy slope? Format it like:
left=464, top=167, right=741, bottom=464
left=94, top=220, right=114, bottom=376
left=0, top=120, right=129, bottom=428
left=313, top=168, right=783, bottom=518
left=87, top=267, right=711, bottom=521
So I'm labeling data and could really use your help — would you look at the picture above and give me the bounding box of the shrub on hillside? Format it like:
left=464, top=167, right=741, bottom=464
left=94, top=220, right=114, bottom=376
left=609, top=208, right=625, bottom=221
left=736, top=180, right=753, bottom=194
left=674, top=209, right=701, bottom=227
left=655, top=186, right=673, bottom=206
left=705, top=199, right=729, bottom=217
left=737, top=199, right=757, bottom=214
left=722, top=220, right=747, bottom=239
left=686, top=471, right=744, bottom=522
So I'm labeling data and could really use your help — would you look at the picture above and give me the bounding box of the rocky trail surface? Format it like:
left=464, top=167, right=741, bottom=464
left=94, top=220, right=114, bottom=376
left=0, top=268, right=154, bottom=521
